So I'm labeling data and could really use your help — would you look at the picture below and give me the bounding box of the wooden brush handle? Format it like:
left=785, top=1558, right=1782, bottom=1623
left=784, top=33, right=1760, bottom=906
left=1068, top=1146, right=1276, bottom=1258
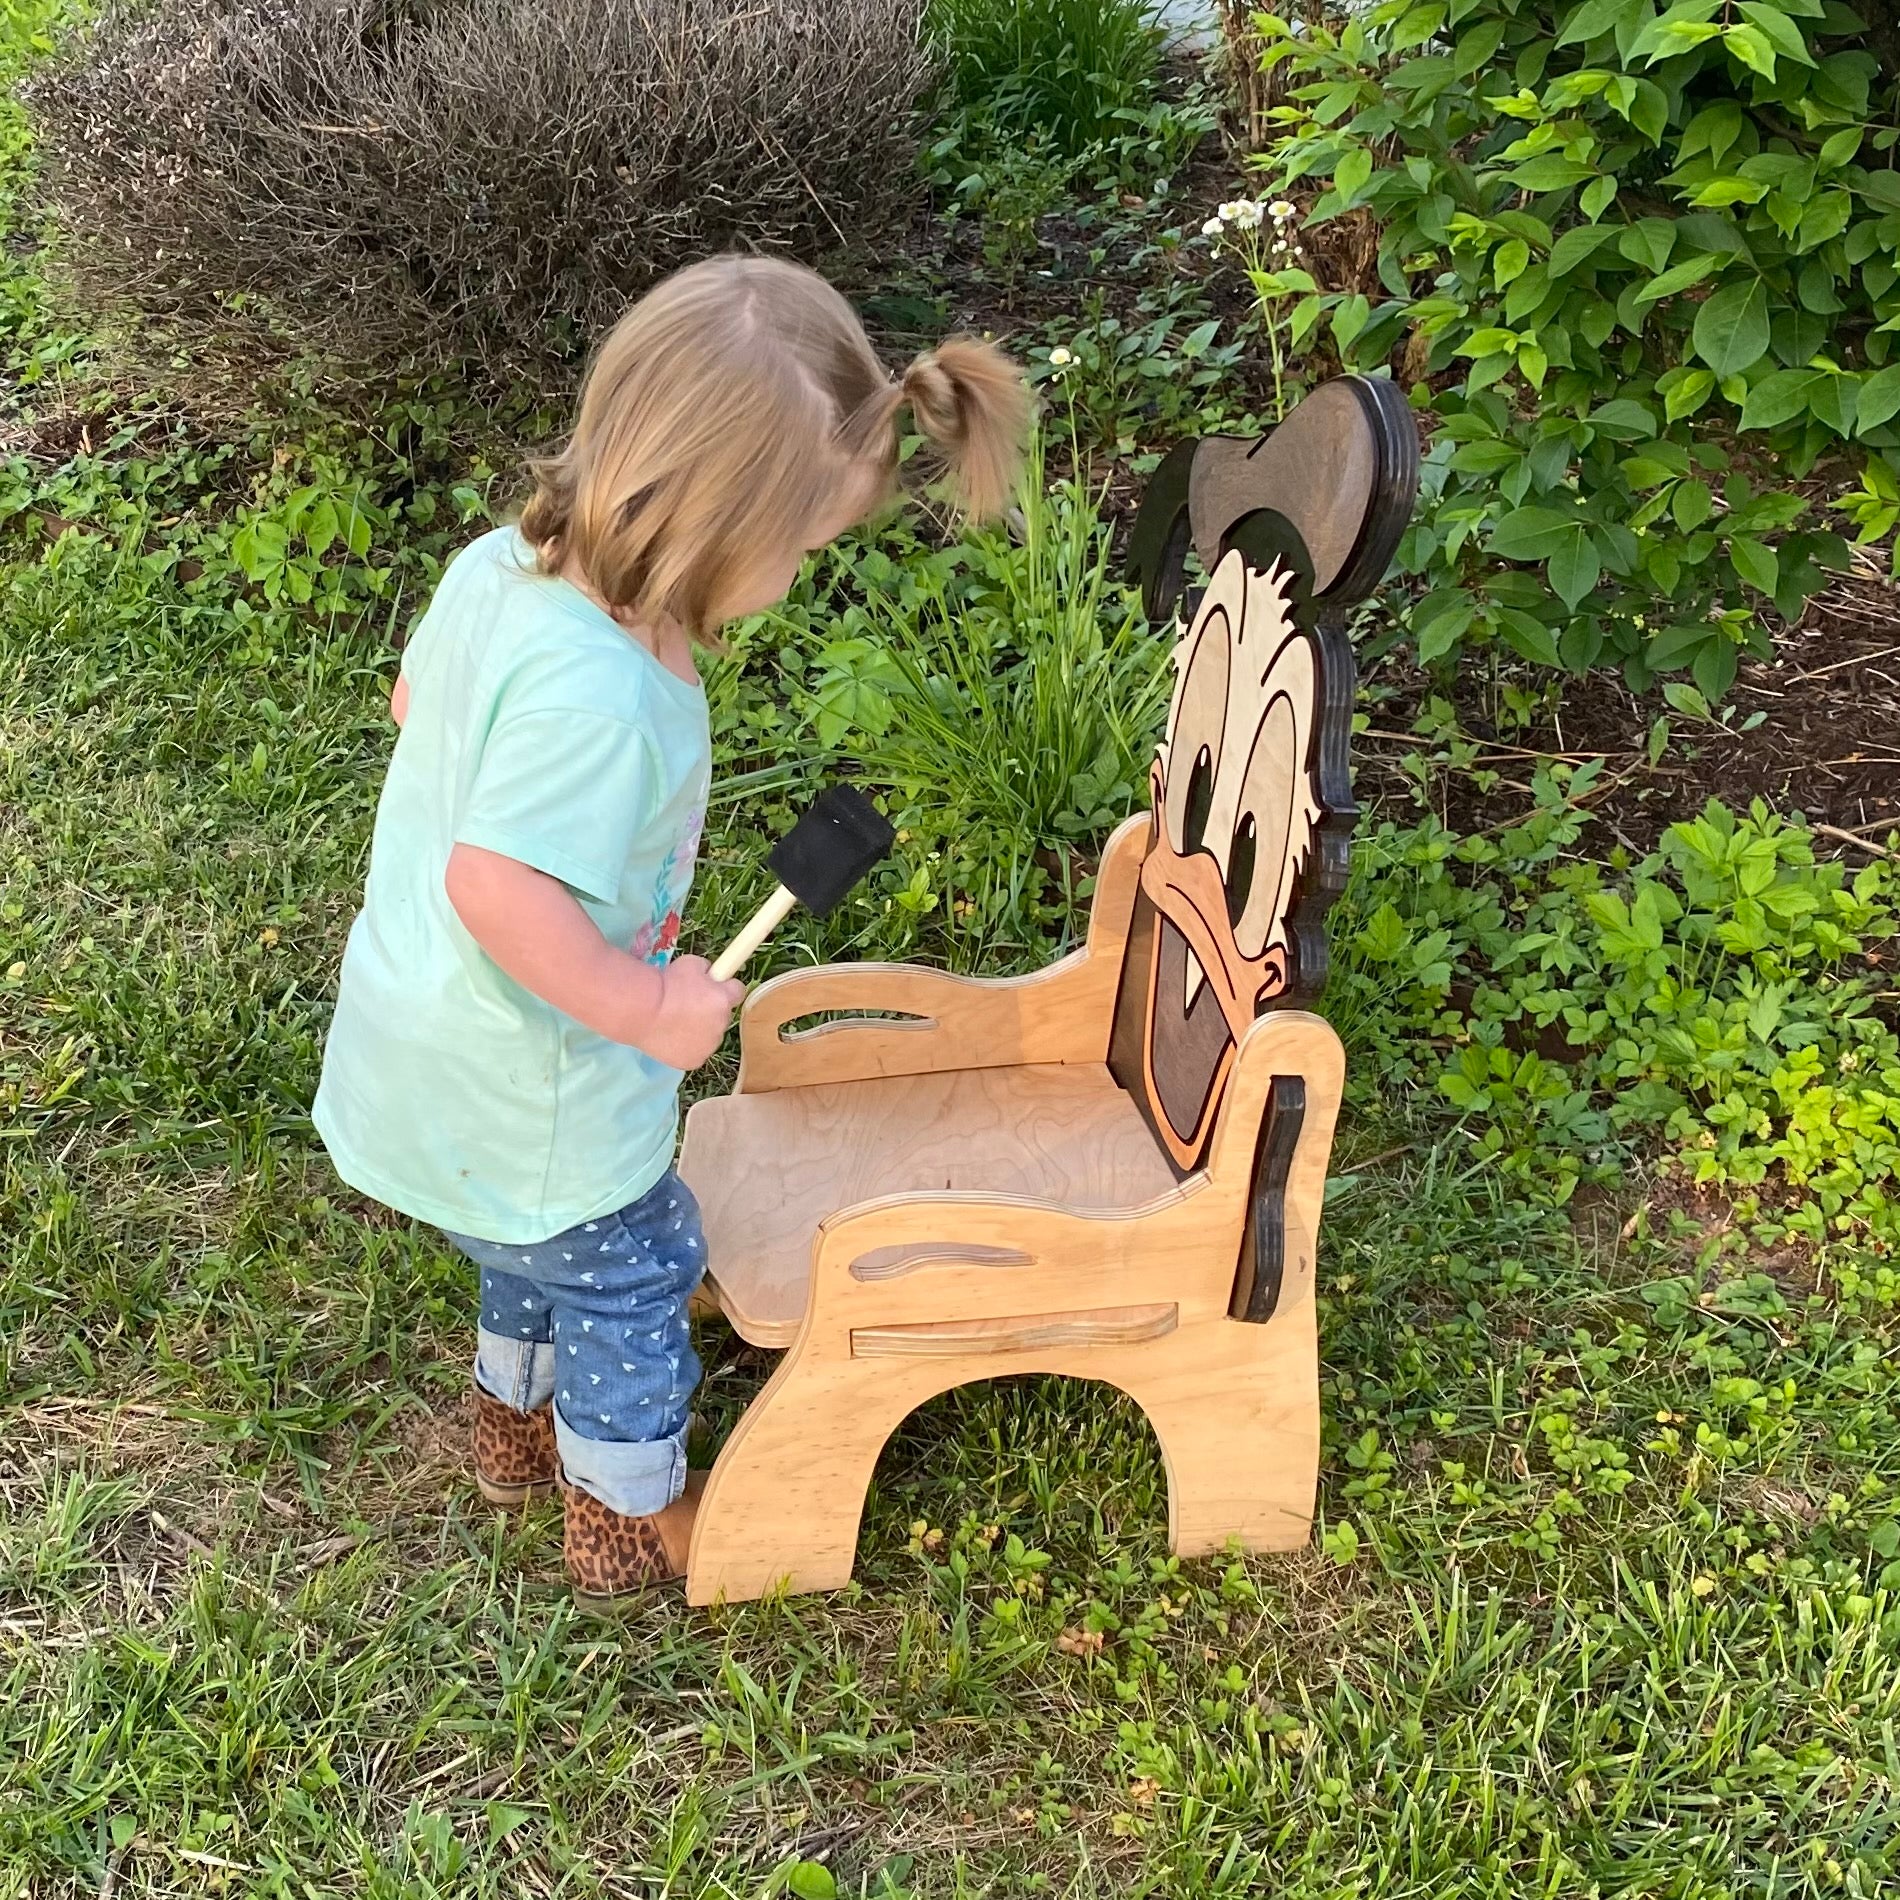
left=710, top=885, right=799, bottom=982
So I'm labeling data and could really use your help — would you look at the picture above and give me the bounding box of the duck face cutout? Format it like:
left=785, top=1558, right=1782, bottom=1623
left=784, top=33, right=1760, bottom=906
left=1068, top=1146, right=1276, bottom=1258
left=1139, top=550, right=1324, bottom=1170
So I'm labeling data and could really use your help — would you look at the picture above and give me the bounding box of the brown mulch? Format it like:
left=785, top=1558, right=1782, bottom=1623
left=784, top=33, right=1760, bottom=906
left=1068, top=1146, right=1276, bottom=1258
left=1569, top=568, right=1900, bottom=845
left=1638, top=1174, right=1823, bottom=1299
left=1353, top=560, right=1900, bottom=856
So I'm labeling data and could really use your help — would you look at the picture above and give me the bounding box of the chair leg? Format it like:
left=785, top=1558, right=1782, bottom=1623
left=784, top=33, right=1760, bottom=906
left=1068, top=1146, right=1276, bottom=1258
left=686, top=1346, right=929, bottom=1607
left=1121, top=1307, right=1320, bottom=1559
left=690, top=1303, right=1318, bottom=1601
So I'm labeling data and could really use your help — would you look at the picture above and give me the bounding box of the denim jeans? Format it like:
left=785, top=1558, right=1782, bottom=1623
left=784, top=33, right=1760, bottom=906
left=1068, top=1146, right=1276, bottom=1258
left=444, top=1170, right=704, bottom=1516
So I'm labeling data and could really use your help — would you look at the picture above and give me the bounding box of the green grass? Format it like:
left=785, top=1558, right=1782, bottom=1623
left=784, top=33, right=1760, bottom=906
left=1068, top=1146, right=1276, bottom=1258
left=926, top=0, right=1168, bottom=157
left=6, top=535, right=1899, bottom=1895
left=2, top=11, right=1899, bottom=1896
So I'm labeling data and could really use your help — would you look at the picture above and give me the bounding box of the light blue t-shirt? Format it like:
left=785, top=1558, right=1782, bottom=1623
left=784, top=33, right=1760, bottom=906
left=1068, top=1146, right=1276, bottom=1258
left=314, top=527, right=711, bottom=1243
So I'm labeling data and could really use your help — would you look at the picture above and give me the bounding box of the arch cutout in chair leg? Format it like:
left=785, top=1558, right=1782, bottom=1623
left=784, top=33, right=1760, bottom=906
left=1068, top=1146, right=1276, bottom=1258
left=688, top=1300, right=1319, bottom=1605
left=686, top=1346, right=939, bottom=1606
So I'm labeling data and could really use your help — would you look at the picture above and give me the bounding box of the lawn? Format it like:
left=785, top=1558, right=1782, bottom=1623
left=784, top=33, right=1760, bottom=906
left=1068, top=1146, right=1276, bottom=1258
left=4, top=1, right=1900, bottom=1895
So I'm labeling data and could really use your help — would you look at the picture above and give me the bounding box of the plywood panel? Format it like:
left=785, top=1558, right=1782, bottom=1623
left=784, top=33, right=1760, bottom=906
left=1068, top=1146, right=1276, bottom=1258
left=734, top=815, right=1148, bottom=1093
left=679, top=1063, right=1179, bottom=1346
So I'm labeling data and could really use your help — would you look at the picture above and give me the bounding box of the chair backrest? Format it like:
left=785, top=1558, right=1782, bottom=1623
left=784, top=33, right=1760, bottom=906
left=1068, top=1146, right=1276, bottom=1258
left=1108, top=375, right=1419, bottom=1178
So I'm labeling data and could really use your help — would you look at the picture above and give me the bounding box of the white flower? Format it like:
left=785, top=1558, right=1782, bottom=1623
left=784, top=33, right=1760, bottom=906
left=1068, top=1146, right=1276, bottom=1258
left=1269, top=199, right=1297, bottom=223
left=1201, top=216, right=1224, bottom=238
left=1231, top=199, right=1265, bottom=230
left=1048, top=345, right=1073, bottom=368
left=1217, top=199, right=1245, bottom=224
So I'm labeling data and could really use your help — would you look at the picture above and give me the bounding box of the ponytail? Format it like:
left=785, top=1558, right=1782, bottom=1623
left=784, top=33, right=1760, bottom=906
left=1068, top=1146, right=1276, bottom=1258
left=839, top=336, right=1031, bottom=520
left=519, top=452, right=574, bottom=557
left=899, top=338, right=1033, bottom=520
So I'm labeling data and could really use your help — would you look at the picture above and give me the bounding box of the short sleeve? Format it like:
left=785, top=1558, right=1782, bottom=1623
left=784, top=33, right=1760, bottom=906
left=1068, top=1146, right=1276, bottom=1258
left=455, top=705, right=658, bottom=904
left=396, top=538, right=479, bottom=685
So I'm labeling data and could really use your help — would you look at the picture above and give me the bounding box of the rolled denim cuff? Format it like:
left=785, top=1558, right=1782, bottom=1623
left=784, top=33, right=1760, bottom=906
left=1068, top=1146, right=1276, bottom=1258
left=475, top=1329, right=557, bottom=1412
left=553, top=1411, right=687, bottom=1517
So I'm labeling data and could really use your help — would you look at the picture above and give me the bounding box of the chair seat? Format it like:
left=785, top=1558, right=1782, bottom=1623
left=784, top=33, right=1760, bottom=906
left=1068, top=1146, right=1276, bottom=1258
left=678, top=1063, right=1181, bottom=1347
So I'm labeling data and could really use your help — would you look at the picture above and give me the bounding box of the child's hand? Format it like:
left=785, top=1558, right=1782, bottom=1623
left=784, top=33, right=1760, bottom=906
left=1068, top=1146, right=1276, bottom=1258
left=647, top=955, right=746, bottom=1069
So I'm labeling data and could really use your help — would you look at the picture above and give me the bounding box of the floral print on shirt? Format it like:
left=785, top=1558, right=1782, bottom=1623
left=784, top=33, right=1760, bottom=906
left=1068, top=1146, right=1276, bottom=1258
left=628, top=798, right=704, bottom=964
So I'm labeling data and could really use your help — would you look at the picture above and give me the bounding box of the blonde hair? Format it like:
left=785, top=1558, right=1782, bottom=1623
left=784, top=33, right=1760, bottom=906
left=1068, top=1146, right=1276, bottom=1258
left=520, top=256, right=1032, bottom=641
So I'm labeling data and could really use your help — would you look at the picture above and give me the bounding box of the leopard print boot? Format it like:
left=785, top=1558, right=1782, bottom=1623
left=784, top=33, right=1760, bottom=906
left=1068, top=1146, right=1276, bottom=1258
left=563, top=1471, right=705, bottom=1610
left=471, top=1381, right=560, bottom=1508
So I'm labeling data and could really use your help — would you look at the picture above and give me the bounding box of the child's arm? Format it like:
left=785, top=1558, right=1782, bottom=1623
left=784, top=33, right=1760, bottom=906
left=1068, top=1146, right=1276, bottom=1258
left=444, top=843, right=741, bottom=1069
left=391, top=675, right=410, bottom=727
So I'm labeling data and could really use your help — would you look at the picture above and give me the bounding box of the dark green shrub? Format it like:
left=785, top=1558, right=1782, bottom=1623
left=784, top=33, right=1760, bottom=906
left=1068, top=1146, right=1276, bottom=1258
left=928, top=0, right=1168, bottom=155
left=1258, top=0, right=1899, bottom=699
left=28, top=0, right=932, bottom=378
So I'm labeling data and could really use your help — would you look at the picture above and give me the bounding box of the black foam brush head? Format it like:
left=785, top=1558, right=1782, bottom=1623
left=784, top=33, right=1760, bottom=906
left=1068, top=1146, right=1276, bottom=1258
left=768, top=784, right=895, bottom=918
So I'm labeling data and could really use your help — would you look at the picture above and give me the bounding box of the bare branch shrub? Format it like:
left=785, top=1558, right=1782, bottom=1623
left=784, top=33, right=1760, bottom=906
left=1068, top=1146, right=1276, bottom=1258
left=27, top=0, right=932, bottom=377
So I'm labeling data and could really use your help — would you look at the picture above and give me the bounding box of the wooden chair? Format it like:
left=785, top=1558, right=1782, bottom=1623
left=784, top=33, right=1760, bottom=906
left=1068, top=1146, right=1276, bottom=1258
left=678, top=375, right=1419, bottom=1606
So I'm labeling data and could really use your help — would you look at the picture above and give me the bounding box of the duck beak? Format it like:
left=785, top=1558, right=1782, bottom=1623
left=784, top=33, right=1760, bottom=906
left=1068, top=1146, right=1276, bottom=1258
left=1142, top=833, right=1267, bottom=1050
left=1139, top=760, right=1290, bottom=1167
left=1142, top=761, right=1288, bottom=1045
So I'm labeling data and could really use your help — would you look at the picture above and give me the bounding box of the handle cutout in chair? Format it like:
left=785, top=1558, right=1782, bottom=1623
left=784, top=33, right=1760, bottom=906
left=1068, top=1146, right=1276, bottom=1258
left=850, top=1242, right=1034, bottom=1282
left=851, top=1303, right=1178, bottom=1358
left=779, top=1009, right=938, bottom=1044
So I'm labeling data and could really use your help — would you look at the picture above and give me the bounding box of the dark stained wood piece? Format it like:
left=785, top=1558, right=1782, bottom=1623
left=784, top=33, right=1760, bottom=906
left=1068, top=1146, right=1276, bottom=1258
left=1127, top=374, right=1420, bottom=621
left=1231, top=1074, right=1305, bottom=1323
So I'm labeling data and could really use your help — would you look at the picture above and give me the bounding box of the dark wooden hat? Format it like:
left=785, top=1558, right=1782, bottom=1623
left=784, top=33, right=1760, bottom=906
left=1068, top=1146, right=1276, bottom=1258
left=1127, top=374, right=1420, bottom=625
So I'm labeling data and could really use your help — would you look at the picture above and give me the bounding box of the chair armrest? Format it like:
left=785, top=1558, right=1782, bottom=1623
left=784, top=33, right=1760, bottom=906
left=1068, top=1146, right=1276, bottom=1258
left=734, top=814, right=1148, bottom=1092
left=736, top=956, right=1096, bottom=1090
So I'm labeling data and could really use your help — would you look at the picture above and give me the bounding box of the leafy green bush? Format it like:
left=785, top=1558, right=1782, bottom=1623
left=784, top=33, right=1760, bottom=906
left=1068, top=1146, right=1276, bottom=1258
left=1256, top=0, right=1898, bottom=698
left=928, top=0, right=1168, bottom=155
left=1336, top=789, right=1900, bottom=1257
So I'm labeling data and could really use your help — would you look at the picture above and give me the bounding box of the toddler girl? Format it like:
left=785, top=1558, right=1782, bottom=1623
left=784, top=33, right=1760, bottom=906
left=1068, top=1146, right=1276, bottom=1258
left=314, top=257, right=1029, bottom=1608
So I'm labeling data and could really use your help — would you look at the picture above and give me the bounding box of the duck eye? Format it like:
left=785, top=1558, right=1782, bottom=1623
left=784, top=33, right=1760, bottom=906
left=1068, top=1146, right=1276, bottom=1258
left=1184, top=745, right=1215, bottom=855
left=1227, top=812, right=1257, bottom=927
